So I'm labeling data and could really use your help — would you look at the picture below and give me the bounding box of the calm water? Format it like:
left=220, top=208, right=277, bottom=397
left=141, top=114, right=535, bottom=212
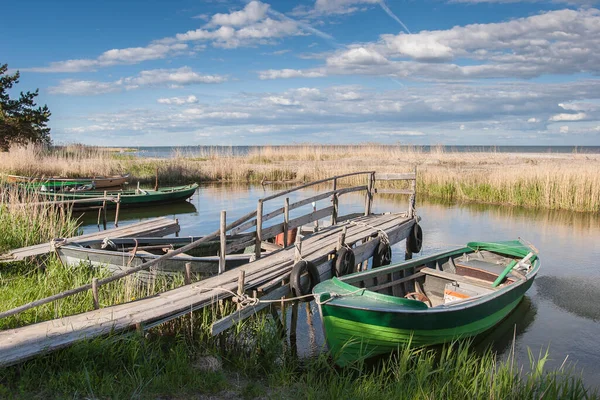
left=78, top=184, right=600, bottom=385
left=121, top=145, right=600, bottom=158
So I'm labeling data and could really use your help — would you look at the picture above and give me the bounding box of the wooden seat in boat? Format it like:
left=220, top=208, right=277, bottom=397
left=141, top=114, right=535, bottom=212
left=453, top=258, right=515, bottom=283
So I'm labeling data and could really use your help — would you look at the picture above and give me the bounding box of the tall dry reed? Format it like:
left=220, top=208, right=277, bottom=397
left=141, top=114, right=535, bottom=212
left=1, top=144, right=598, bottom=212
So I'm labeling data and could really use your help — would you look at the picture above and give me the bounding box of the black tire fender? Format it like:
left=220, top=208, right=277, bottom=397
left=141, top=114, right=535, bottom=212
left=407, top=223, right=423, bottom=253
left=372, top=242, right=392, bottom=268
left=290, top=260, right=320, bottom=300
left=333, top=247, right=355, bottom=277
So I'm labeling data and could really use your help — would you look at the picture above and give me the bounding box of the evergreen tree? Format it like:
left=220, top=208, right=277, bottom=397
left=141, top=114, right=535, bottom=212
left=0, top=63, right=51, bottom=151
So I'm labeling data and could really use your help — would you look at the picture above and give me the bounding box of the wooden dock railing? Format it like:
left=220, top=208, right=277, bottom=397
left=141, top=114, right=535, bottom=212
left=0, top=170, right=417, bottom=321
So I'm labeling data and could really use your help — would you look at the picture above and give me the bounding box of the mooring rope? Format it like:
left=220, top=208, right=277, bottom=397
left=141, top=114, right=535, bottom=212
left=348, top=221, right=390, bottom=247
left=192, top=285, right=366, bottom=309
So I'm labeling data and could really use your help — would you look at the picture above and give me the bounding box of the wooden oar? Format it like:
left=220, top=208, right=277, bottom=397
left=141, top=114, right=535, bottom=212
left=492, top=252, right=534, bottom=287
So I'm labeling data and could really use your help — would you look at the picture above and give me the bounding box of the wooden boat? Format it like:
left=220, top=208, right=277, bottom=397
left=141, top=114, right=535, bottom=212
left=6, top=173, right=129, bottom=188
left=57, top=236, right=254, bottom=283
left=37, top=183, right=198, bottom=208
left=312, top=240, right=540, bottom=366
left=18, top=180, right=95, bottom=192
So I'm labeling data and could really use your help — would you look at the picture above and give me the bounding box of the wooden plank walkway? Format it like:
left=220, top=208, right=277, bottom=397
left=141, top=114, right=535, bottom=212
left=0, top=212, right=414, bottom=367
left=0, top=217, right=180, bottom=262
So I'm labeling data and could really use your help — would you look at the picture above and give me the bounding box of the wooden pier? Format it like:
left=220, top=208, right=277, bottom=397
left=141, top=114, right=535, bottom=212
left=0, top=217, right=180, bottom=262
left=0, top=171, right=420, bottom=367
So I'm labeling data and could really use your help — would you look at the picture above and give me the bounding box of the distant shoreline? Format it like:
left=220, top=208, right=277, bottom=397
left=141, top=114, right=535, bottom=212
left=2, top=144, right=599, bottom=212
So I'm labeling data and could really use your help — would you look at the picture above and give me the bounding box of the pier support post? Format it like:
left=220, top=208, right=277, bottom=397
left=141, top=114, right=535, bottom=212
left=331, top=178, right=338, bottom=226
left=184, top=262, right=192, bottom=285
left=219, top=211, right=226, bottom=274
left=92, top=278, right=99, bottom=310
left=337, top=226, right=347, bottom=251
left=404, top=237, right=415, bottom=294
left=237, top=270, right=245, bottom=310
left=364, top=173, right=374, bottom=216
left=283, top=198, right=290, bottom=247
left=102, top=191, right=107, bottom=230
left=255, top=201, right=263, bottom=260
left=290, top=302, right=299, bottom=357
left=409, top=166, right=417, bottom=219
left=294, top=234, right=302, bottom=262
left=114, top=193, right=121, bottom=227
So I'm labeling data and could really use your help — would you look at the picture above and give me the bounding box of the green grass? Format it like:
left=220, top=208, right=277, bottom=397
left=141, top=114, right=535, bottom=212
left=0, top=176, right=597, bottom=399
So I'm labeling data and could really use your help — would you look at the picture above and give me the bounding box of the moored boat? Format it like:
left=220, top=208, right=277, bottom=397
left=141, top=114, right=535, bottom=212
left=312, top=240, right=539, bottom=366
left=36, top=183, right=198, bottom=208
left=57, top=235, right=254, bottom=283
left=6, top=173, right=130, bottom=188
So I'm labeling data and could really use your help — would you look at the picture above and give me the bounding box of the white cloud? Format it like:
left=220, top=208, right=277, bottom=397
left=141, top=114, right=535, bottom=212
left=259, top=69, right=326, bottom=79
left=326, top=47, right=389, bottom=66
left=30, top=1, right=303, bottom=72
left=262, top=8, right=600, bottom=81
left=60, top=79, right=600, bottom=144
left=50, top=67, right=226, bottom=96
left=560, top=125, right=569, bottom=133
left=48, top=79, right=120, bottom=95
left=28, top=43, right=189, bottom=73
left=157, top=95, right=199, bottom=105
left=549, top=112, right=587, bottom=121
left=207, top=1, right=269, bottom=27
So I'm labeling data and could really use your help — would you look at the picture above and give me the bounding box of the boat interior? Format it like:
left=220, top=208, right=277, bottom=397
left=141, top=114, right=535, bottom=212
left=342, top=250, right=534, bottom=308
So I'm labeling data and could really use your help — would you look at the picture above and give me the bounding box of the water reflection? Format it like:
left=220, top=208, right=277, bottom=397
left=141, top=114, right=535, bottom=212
left=536, top=276, right=600, bottom=322
left=76, top=184, right=600, bottom=386
left=473, top=296, right=537, bottom=354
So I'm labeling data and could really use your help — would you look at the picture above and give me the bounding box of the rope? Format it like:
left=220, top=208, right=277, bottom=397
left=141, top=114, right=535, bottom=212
left=349, top=221, right=390, bottom=246
left=101, top=238, right=116, bottom=250
left=191, top=285, right=366, bottom=309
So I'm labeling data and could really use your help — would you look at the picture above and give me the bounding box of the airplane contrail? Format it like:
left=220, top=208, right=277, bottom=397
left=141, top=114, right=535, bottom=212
left=378, top=0, right=411, bottom=34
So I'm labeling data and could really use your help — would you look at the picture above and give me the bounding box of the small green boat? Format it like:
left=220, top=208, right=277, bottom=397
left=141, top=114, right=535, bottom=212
left=18, top=180, right=95, bottom=192
left=37, top=183, right=199, bottom=208
left=313, top=240, right=540, bottom=366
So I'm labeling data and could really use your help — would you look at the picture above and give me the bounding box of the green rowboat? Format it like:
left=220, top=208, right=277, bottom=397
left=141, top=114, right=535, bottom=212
left=36, top=183, right=199, bottom=208
left=312, top=240, right=540, bottom=366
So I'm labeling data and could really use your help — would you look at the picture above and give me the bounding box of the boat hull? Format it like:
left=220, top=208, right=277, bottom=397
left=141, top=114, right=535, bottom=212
left=7, top=174, right=129, bottom=188
left=319, top=278, right=533, bottom=366
left=38, top=183, right=198, bottom=208
left=314, top=240, right=540, bottom=366
left=58, top=245, right=250, bottom=283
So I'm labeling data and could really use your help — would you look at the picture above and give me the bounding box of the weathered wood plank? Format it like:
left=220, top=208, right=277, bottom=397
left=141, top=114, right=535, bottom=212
left=375, top=189, right=414, bottom=195
left=0, top=217, right=180, bottom=262
left=375, top=173, right=416, bottom=181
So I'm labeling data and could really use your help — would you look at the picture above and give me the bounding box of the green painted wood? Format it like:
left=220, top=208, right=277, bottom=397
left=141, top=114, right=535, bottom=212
left=313, top=240, right=540, bottom=366
left=36, top=183, right=199, bottom=208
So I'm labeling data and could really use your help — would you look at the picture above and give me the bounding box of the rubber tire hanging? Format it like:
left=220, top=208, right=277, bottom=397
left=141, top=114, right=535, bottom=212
left=372, top=241, right=392, bottom=268
left=290, top=260, right=320, bottom=300
left=407, top=223, right=423, bottom=253
left=334, top=247, right=355, bottom=277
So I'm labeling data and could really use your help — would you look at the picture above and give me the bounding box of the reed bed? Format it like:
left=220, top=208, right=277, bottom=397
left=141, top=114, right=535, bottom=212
left=1, top=144, right=599, bottom=211
left=0, top=177, right=596, bottom=399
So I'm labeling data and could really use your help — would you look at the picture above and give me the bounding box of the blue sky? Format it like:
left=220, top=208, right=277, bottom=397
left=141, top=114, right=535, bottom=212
left=2, top=0, right=600, bottom=146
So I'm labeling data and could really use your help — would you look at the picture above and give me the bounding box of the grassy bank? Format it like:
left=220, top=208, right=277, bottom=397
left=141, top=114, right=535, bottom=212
left=1, top=144, right=599, bottom=212
left=0, top=180, right=597, bottom=399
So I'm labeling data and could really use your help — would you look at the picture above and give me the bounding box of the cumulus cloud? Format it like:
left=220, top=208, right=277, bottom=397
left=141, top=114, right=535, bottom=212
left=549, top=112, right=587, bottom=121
left=30, top=1, right=304, bottom=72
left=157, top=95, right=199, bottom=105
left=262, top=8, right=600, bottom=81
left=259, top=68, right=326, bottom=79
left=28, top=43, right=189, bottom=73
left=50, top=67, right=226, bottom=95
left=60, top=78, right=600, bottom=144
